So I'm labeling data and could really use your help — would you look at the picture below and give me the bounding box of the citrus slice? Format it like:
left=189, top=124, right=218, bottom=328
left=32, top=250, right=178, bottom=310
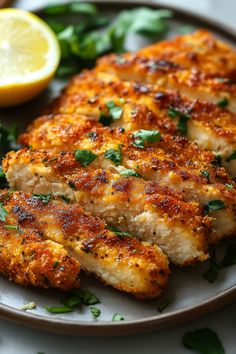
left=0, top=8, right=60, bottom=107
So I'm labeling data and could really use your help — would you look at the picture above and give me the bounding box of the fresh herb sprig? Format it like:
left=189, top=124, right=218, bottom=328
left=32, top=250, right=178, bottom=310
left=41, top=3, right=173, bottom=77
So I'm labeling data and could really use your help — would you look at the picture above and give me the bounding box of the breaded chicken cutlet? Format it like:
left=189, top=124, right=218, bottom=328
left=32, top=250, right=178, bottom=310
left=97, top=30, right=236, bottom=112
left=19, top=113, right=236, bottom=240
left=45, top=70, right=236, bottom=177
left=0, top=190, right=169, bottom=298
left=3, top=148, right=211, bottom=266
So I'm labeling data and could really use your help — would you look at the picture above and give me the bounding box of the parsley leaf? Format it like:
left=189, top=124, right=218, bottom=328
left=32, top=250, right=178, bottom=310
left=226, top=150, right=236, bottom=162
left=75, top=149, right=97, bottom=166
left=217, top=97, right=229, bottom=108
left=33, top=194, right=52, bottom=204
left=204, top=200, right=225, bottom=215
left=133, top=129, right=162, bottom=145
left=90, top=306, right=101, bottom=318
left=75, top=289, right=100, bottom=305
left=182, top=328, right=225, bottom=354
left=201, top=170, right=210, bottom=183
left=43, top=2, right=97, bottom=16
left=104, top=146, right=122, bottom=166
left=61, top=295, right=81, bottom=308
left=203, top=249, right=221, bottom=283
left=221, top=240, right=236, bottom=267
left=45, top=306, right=73, bottom=314
left=0, top=202, right=8, bottom=222
left=168, top=106, right=191, bottom=135
left=112, top=313, right=124, bottom=321
left=99, top=113, right=114, bottom=126
left=120, top=169, right=141, bottom=178
left=107, top=225, right=133, bottom=238
left=157, top=298, right=170, bottom=313
left=106, top=101, right=123, bottom=120
left=4, top=225, right=23, bottom=234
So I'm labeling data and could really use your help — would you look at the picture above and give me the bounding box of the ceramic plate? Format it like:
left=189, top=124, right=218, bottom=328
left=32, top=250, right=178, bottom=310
left=0, top=0, right=236, bottom=336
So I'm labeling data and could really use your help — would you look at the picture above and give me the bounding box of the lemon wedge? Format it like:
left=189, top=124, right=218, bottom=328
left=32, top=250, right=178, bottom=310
left=0, top=8, right=60, bottom=107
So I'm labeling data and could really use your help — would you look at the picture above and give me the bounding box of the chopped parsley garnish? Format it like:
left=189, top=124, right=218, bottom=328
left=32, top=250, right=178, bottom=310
left=68, top=181, right=77, bottom=190
left=157, top=298, right=170, bottom=313
left=106, top=101, right=123, bottom=120
left=62, top=295, right=81, bottom=308
left=221, top=240, right=236, bottom=267
left=45, top=305, right=73, bottom=314
left=120, top=169, right=141, bottom=178
left=211, top=154, right=222, bottom=166
left=75, top=289, right=100, bottom=305
left=168, top=106, right=191, bottom=135
left=217, top=97, right=229, bottom=108
left=226, top=150, right=236, bottom=162
left=133, top=129, right=162, bottom=148
left=182, top=328, right=225, bottom=354
left=201, top=170, right=210, bottom=183
left=112, top=313, right=124, bottom=321
left=204, top=200, right=225, bottom=215
left=98, top=112, right=113, bottom=126
left=0, top=202, right=8, bottom=222
left=4, top=225, right=23, bottom=234
left=75, top=149, right=97, bottom=166
left=53, top=261, right=59, bottom=268
left=107, top=225, right=133, bottom=238
left=225, top=183, right=233, bottom=189
left=104, top=146, right=122, bottom=166
left=33, top=194, right=52, bottom=204
left=87, top=131, right=97, bottom=141
left=90, top=306, right=101, bottom=318
left=203, top=249, right=221, bottom=283
left=60, top=195, right=71, bottom=203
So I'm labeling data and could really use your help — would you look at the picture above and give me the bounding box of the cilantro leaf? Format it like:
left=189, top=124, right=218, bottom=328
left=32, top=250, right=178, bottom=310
left=182, top=328, right=225, bottom=354
left=204, top=200, right=225, bottom=215
left=43, top=2, right=97, bottom=16
left=133, top=129, right=162, bottom=143
left=217, top=97, right=229, bottom=108
left=107, top=225, right=133, bottom=238
left=45, top=306, right=73, bottom=314
left=112, top=313, right=124, bottom=321
left=157, top=298, right=170, bottom=313
left=106, top=101, right=123, bottom=120
left=167, top=106, right=191, bottom=135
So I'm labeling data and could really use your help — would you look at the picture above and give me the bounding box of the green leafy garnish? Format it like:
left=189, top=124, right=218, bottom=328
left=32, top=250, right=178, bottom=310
left=225, top=183, right=233, bottom=189
left=45, top=306, right=73, bottom=314
left=33, top=194, right=52, bottom=204
left=112, top=313, right=124, bottom=321
left=182, top=328, right=225, bottom=354
left=157, top=298, right=170, bottom=313
left=99, top=113, right=114, bottom=126
left=75, top=149, right=97, bottom=166
left=203, top=249, right=221, bottom=283
left=211, top=154, right=222, bottom=166
left=0, top=167, right=8, bottom=189
left=133, top=129, right=162, bottom=148
left=204, top=200, right=225, bottom=215
left=106, top=101, right=123, bottom=120
left=43, top=2, right=97, bottom=16
left=53, top=261, right=59, bottom=268
left=90, top=306, right=101, bottom=318
left=4, top=225, right=23, bottom=234
left=104, top=146, right=122, bottom=166
left=120, top=169, right=142, bottom=178
left=167, top=106, right=191, bottom=135
left=0, top=123, right=20, bottom=161
left=226, top=150, right=236, bottom=162
left=60, top=195, right=71, bottom=203
left=201, top=170, right=210, bottom=183
left=62, top=295, right=81, bottom=308
left=42, top=5, right=172, bottom=77
left=217, top=97, right=229, bottom=108
left=0, top=202, right=8, bottom=222
left=221, top=240, right=236, bottom=267
left=75, top=289, right=100, bottom=305
left=107, top=225, right=133, bottom=238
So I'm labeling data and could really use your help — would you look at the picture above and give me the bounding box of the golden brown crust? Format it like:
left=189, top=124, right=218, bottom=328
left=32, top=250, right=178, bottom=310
left=0, top=190, right=81, bottom=291
left=0, top=189, right=169, bottom=299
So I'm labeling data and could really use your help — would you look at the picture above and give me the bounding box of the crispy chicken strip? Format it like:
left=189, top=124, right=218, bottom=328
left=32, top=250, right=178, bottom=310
left=45, top=70, right=236, bottom=177
left=0, top=191, right=80, bottom=291
left=0, top=190, right=169, bottom=299
left=20, top=113, right=236, bottom=240
left=3, top=149, right=210, bottom=266
left=97, top=30, right=236, bottom=110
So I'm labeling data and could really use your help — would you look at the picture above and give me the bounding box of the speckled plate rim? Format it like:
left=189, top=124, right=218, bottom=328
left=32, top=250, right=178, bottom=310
left=0, top=0, right=236, bottom=337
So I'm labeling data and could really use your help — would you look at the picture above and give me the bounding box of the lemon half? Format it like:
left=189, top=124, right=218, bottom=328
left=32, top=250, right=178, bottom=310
left=0, top=9, right=60, bottom=107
